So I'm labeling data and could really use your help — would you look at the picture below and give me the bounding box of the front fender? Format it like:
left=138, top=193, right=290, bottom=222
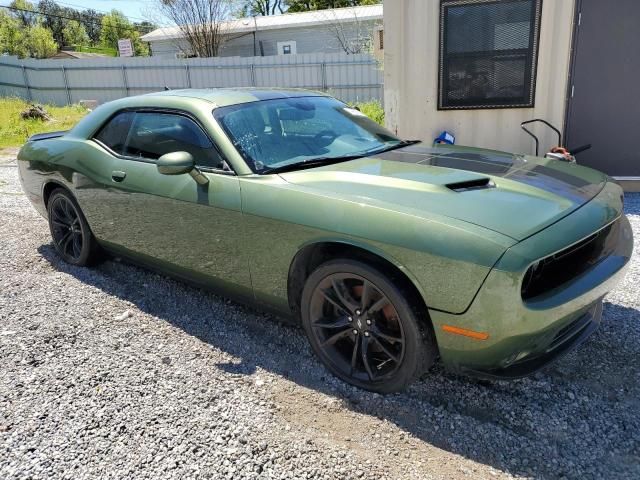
left=240, top=175, right=513, bottom=314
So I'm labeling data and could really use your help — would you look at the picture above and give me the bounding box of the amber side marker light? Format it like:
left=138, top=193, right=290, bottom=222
left=441, top=325, right=490, bottom=340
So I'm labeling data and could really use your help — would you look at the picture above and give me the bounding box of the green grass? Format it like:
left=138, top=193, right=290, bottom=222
left=351, top=100, right=385, bottom=126
left=0, top=98, right=89, bottom=149
left=73, top=45, right=118, bottom=57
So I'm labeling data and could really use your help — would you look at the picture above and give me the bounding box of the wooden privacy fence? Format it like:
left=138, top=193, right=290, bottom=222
left=0, top=53, right=383, bottom=106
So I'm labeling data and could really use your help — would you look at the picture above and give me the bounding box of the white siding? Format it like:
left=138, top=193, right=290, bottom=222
left=384, top=0, right=576, bottom=156
left=148, top=21, right=381, bottom=58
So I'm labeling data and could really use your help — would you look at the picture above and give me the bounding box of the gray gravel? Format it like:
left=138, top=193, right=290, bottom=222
left=1, top=152, right=639, bottom=480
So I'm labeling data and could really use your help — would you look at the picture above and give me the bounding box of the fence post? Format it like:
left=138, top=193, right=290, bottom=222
left=321, top=62, right=327, bottom=91
left=21, top=65, right=31, bottom=101
left=185, top=64, right=191, bottom=88
left=121, top=65, right=129, bottom=97
left=61, top=66, right=71, bottom=105
left=250, top=64, right=256, bottom=87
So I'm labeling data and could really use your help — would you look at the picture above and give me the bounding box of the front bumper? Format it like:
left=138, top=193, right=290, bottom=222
left=467, top=300, right=602, bottom=379
left=429, top=182, right=633, bottom=378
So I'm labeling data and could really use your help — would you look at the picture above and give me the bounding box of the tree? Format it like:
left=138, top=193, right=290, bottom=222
left=80, top=9, right=104, bottom=44
left=287, top=0, right=379, bottom=12
left=236, top=0, right=286, bottom=16
left=0, top=10, right=28, bottom=57
left=100, top=10, right=149, bottom=56
left=63, top=20, right=89, bottom=46
left=25, top=24, right=58, bottom=58
left=156, top=0, right=234, bottom=57
left=321, top=6, right=379, bottom=54
left=37, top=0, right=65, bottom=45
left=9, top=0, right=38, bottom=27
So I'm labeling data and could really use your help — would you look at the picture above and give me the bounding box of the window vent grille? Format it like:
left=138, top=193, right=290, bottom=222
left=439, top=0, right=543, bottom=110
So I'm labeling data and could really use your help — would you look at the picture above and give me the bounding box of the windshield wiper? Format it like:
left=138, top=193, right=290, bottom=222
left=261, top=140, right=422, bottom=175
left=369, top=139, right=421, bottom=155
left=261, top=153, right=367, bottom=174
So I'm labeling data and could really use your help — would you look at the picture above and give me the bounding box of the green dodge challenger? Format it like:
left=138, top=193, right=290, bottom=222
left=18, top=89, right=633, bottom=392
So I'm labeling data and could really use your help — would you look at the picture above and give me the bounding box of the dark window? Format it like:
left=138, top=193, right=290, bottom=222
left=94, top=111, right=134, bottom=154
left=439, top=0, right=543, bottom=110
left=282, top=44, right=291, bottom=54
left=123, top=112, right=223, bottom=168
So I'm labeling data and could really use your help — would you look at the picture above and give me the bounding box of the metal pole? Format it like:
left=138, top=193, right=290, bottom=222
left=250, top=64, right=256, bottom=87
left=121, top=65, right=129, bottom=97
left=61, top=66, right=71, bottom=105
left=21, top=65, right=31, bottom=101
left=321, top=62, right=327, bottom=91
left=185, top=64, right=191, bottom=88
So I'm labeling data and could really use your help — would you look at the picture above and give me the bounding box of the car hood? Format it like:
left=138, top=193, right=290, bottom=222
left=278, top=144, right=607, bottom=241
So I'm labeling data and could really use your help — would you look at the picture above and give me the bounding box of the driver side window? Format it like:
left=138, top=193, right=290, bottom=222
left=95, top=111, right=226, bottom=170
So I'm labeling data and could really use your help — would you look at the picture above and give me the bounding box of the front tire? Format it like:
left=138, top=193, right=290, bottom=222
left=47, top=189, right=100, bottom=266
left=301, top=259, right=437, bottom=393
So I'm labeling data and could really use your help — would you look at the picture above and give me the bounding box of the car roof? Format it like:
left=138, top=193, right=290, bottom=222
left=145, top=88, right=329, bottom=108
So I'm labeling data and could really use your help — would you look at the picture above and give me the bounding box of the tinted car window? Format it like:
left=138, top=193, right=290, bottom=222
left=123, top=112, right=223, bottom=168
left=94, top=111, right=134, bottom=155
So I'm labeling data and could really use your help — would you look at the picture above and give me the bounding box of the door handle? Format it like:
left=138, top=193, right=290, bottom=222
left=111, top=171, right=126, bottom=182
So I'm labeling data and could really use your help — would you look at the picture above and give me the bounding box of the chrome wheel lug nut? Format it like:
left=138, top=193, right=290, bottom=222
left=353, top=329, right=358, bottom=335
left=348, top=317, right=352, bottom=322
left=355, top=309, right=361, bottom=315
left=366, top=319, right=371, bottom=325
left=364, top=332, right=370, bottom=337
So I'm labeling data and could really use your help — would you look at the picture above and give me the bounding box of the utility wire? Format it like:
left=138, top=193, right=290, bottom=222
left=0, top=5, right=156, bottom=33
left=53, top=0, right=151, bottom=23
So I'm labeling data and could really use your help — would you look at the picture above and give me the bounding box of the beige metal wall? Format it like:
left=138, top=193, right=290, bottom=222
left=384, top=0, right=576, bottom=156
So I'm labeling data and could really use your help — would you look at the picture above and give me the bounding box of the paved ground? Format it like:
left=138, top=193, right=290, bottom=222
left=1, top=150, right=639, bottom=479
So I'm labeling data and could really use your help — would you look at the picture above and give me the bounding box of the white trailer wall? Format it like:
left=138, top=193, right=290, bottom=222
left=384, top=0, right=576, bottom=156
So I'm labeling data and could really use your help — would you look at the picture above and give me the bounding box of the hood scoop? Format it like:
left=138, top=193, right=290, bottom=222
left=446, top=177, right=495, bottom=192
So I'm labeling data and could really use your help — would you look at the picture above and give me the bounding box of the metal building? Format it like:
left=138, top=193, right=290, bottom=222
left=142, top=5, right=383, bottom=59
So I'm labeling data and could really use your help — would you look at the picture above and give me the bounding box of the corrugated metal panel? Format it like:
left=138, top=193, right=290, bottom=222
left=0, top=53, right=382, bottom=106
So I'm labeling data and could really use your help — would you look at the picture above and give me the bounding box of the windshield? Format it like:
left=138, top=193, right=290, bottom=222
left=214, top=96, right=402, bottom=173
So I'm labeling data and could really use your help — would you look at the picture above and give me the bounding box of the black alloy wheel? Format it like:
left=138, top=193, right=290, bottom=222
left=47, top=189, right=99, bottom=266
left=302, top=259, right=436, bottom=393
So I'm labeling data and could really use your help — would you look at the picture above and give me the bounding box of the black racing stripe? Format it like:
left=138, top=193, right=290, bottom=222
left=377, top=149, right=516, bottom=175
left=375, top=147, right=602, bottom=202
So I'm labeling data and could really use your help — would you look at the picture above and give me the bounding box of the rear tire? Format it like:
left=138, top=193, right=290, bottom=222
left=301, top=259, right=437, bottom=393
left=47, top=189, right=100, bottom=266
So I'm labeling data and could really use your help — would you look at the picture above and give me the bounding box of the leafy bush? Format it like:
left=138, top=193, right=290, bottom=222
left=351, top=100, right=385, bottom=126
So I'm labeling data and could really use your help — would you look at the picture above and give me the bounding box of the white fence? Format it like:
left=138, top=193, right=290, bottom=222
left=0, top=53, right=383, bottom=106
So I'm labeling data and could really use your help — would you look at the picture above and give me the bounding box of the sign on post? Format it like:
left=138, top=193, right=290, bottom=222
left=118, top=39, right=134, bottom=57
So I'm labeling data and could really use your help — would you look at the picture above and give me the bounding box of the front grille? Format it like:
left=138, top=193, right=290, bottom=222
left=521, top=220, right=617, bottom=300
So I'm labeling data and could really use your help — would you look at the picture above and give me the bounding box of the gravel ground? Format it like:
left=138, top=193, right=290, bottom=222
left=1, top=150, right=639, bottom=480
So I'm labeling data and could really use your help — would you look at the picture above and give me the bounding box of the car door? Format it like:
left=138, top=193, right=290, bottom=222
left=86, top=109, right=252, bottom=296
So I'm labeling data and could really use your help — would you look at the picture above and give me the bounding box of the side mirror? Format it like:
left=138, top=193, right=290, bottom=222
left=157, top=151, right=209, bottom=186
left=157, top=151, right=195, bottom=175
